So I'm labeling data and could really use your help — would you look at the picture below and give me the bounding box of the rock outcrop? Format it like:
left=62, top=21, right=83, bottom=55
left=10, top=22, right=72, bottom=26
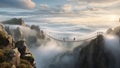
left=75, top=35, right=115, bottom=68
left=0, top=24, right=36, bottom=68
left=30, top=25, right=45, bottom=39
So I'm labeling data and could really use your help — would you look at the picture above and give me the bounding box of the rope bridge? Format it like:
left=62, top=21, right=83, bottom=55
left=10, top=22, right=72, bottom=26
left=45, top=32, right=103, bottom=42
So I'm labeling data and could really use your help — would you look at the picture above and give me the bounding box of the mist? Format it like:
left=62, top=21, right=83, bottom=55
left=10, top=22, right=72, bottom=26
left=104, top=34, right=120, bottom=68
left=29, top=33, right=84, bottom=68
left=30, top=38, right=70, bottom=68
left=6, top=24, right=120, bottom=68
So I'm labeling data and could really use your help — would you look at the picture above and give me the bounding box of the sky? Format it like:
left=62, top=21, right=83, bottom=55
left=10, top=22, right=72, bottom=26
left=0, top=0, right=120, bottom=25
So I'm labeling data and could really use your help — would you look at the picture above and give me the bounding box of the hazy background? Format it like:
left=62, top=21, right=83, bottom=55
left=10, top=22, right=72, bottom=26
left=0, top=0, right=119, bottom=36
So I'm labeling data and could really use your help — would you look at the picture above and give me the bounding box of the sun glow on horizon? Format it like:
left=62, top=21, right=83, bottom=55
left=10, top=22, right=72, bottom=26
left=107, top=15, right=119, bottom=22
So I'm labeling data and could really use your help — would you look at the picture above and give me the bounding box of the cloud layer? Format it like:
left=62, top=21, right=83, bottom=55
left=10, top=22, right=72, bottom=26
left=0, top=0, right=120, bottom=25
left=0, top=0, right=36, bottom=9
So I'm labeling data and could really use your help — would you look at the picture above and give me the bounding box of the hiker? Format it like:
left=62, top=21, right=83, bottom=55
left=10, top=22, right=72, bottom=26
left=74, top=37, right=76, bottom=41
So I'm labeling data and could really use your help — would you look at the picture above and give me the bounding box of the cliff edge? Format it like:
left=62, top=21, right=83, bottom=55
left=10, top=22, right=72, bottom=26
left=0, top=23, right=36, bottom=68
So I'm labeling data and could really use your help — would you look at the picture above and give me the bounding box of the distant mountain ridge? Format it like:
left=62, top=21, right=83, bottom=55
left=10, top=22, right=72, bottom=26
left=1, top=18, right=26, bottom=26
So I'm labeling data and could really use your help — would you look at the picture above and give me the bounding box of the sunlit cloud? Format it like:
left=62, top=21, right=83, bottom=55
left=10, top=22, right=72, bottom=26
left=0, top=0, right=36, bottom=9
left=0, top=0, right=120, bottom=25
left=62, top=4, right=73, bottom=13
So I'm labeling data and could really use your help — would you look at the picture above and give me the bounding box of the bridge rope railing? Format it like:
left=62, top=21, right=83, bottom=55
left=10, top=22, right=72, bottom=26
left=45, top=31, right=103, bottom=42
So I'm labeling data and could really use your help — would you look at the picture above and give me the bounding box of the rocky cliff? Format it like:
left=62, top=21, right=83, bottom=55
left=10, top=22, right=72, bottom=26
left=76, top=35, right=115, bottom=68
left=75, top=25, right=120, bottom=68
left=2, top=18, right=120, bottom=68
left=0, top=23, right=36, bottom=68
left=3, top=18, right=45, bottom=47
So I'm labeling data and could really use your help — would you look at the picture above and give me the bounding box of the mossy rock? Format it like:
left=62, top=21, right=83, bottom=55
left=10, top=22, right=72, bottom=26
left=0, top=30, right=9, bottom=47
left=0, top=62, right=12, bottom=68
left=17, top=59, right=33, bottom=68
left=4, top=49, right=15, bottom=62
left=0, top=31, right=8, bottom=39
left=0, top=49, right=4, bottom=63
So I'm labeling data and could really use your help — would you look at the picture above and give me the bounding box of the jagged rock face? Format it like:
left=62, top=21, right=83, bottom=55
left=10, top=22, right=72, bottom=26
left=15, top=40, right=36, bottom=67
left=0, top=25, right=14, bottom=49
left=0, top=23, right=36, bottom=68
left=76, top=35, right=115, bottom=68
left=31, top=25, right=45, bottom=39
left=15, top=40, right=27, bottom=56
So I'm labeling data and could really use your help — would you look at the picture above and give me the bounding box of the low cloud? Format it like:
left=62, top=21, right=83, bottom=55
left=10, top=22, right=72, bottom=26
left=40, top=4, right=49, bottom=10
left=62, top=4, right=73, bottom=13
left=0, top=0, right=36, bottom=9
